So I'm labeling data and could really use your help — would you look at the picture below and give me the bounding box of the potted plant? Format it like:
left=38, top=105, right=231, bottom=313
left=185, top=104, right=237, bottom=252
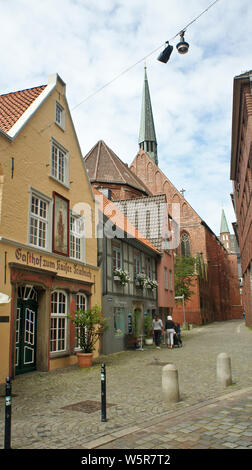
left=135, top=272, right=147, bottom=288
left=113, top=269, right=130, bottom=286
left=144, top=314, right=153, bottom=345
left=68, top=304, right=108, bottom=367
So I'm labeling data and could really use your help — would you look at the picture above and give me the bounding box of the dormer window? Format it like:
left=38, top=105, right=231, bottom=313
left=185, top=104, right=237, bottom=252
left=55, top=101, right=65, bottom=130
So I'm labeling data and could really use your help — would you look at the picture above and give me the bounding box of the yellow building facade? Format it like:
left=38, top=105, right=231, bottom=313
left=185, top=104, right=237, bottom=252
left=0, top=74, right=101, bottom=383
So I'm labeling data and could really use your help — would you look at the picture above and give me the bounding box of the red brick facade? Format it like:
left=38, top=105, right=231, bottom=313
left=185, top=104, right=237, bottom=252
left=131, top=150, right=242, bottom=325
left=84, top=141, right=175, bottom=318
left=230, top=72, right=252, bottom=326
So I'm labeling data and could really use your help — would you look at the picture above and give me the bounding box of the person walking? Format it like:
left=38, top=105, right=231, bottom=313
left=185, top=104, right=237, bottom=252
left=152, top=314, right=163, bottom=349
left=165, top=315, right=176, bottom=349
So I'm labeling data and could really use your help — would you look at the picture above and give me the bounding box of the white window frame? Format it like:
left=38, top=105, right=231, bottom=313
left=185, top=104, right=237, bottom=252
left=112, top=241, right=122, bottom=271
left=50, top=138, right=69, bottom=188
left=50, top=290, right=68, bottom=354
left=70, top=212, right=85, bottom=262
left=134, top=250, right=141, bottom=277
left=75, top=293, right=88, bottom=350
left=28, top=188, right=52, bottom=251
left=55, top=101, right=65, bottom=130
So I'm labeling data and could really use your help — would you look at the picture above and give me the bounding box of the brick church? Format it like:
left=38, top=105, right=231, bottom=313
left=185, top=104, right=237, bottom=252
left=85, top=68, right=242, bottom=326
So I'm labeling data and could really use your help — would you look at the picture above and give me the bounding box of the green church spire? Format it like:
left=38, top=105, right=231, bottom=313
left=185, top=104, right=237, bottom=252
left=220, top=209, right=230, bottom=234
left=138, top=67, right=158, bottom=165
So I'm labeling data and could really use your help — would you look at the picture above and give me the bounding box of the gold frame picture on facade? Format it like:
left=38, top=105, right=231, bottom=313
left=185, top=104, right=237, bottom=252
left=53, top=192, right=69, bottom=256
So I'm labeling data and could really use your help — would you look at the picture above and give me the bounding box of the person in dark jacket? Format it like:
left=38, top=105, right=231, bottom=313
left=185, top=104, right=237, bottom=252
left=152, top=314, right=163, bottom=349
left=174, top=322, right=182, bottom=347
left=165, top=315, right=176, bottom=349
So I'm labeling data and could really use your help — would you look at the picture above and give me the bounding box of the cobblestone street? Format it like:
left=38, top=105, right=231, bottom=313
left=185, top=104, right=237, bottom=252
left=0, top=320, right=251, bottom=450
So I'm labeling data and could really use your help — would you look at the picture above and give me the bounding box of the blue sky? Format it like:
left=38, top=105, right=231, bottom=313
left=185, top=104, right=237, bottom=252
left=1, top=0, right=252, bottom=235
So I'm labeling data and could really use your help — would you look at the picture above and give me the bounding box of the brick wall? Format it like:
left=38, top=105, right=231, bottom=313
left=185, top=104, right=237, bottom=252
left=231, top=81, right=252, bottom=326
left=131, top=150, right=242, bottom=324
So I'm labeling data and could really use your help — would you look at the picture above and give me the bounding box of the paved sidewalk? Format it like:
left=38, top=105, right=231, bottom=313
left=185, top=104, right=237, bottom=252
left=90, top=387, right=252, bottom=449
left=0, top=320, right=251, bottom=449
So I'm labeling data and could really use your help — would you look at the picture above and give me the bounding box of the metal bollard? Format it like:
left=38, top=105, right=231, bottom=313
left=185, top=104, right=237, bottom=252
left=4, top=376, right=12, bottom=449
left=101, top=363, right=107, bottom=422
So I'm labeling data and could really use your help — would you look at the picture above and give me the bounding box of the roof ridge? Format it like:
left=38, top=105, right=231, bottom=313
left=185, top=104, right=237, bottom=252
left=0, top=84, right=48, bottom=134
left=102, top=142, right=152, bottom=192
left=94, top=140, right=102, bottom=179
left=102, top=140, right=125, bottom=181
left=0, top=84, right=46, bottom=97
left=84, top=140, right=151, bottom=194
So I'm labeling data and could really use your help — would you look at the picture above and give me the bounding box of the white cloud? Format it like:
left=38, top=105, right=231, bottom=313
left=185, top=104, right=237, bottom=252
left=1, top=0, right=252, bottom=235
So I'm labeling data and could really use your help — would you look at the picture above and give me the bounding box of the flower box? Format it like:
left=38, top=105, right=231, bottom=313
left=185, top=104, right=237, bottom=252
left=113, top=269, right=130, bottom=286
left=146, top=280, right=158, bottom=289
left=135, top=273, right=147, bottom=288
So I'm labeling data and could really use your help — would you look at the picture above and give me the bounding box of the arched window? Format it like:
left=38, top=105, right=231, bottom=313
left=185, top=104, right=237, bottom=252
left=181, top=232, right=191, bottom=257
left=50, top=290, right=68, bottom=353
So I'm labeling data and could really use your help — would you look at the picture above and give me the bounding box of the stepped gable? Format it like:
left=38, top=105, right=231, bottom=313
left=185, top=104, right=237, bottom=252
left=84, top=140, right=151, bottom=195
left=130, top=148, right=202, bottom=224
left=0, top=85, right=46, bottom=133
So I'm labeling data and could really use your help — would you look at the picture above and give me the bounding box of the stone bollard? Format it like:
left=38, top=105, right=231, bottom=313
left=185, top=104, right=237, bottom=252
left=162, top=363, right=180, bottom=403
left=216, top=353, right=232, bottom=387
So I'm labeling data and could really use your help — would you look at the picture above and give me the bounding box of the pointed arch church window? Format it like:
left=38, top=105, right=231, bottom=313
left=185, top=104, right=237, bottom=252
left=181, top=232, right=191, bottom=257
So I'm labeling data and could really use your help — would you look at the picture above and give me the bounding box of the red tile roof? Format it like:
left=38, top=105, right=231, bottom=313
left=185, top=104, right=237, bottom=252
left=93, top=187, right=160, bottom=254
left=0, top=85, right=46, bottom=133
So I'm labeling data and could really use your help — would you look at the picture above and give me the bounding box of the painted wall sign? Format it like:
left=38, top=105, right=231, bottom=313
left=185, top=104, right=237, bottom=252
left=14, top=247, right=91, bottom=278
left=52, top=192, right=69, bottom=257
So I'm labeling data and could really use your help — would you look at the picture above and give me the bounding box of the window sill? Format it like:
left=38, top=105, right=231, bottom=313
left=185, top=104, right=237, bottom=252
left=70, top=256, right=85, bottom=263
left=49, top=175, right=69, bottom=190
left=50, top=352, right=70, bottom=359
left=55, top=121, right=65, bottom=132
left=28, top=243, right=49, bottom=252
